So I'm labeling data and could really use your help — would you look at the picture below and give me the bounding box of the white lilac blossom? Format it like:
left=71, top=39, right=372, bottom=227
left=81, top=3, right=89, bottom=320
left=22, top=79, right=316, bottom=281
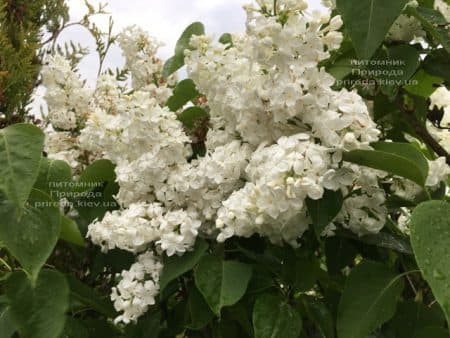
left=111, top=251, right=162, bottom=324
left=41, top=55, right=92, bottom=130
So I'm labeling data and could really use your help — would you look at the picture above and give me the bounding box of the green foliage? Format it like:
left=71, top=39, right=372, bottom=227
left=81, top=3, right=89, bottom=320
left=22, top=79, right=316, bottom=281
left=343, top=142, right=429, bottom=186
left=5, top=269, right=69, bottom=338
left=162, top=22, right=205, bottom=78
left=336, top=0, right=408, bottom=59
left=0, top=0, right=69, bottom=122
left=194, top=254, right=253, bottom=315
left=411, top=201, right=450, bottom=323
left=253, top=293, right=302, bottom=338
left=337, top=261, right=404, bottom=338
left=1, top=3, right=450, bottom=338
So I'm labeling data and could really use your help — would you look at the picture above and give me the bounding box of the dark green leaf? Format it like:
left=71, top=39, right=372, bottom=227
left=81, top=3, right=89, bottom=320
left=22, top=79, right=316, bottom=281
left=413, top=326, right=450, bottom=338
left=410, top=201, right=450, bottom=323
left=66, top=274, right=116, bottom=317
left=178, top=106, right=209, bottom=130
left=304, top=299, right=335, bottom=338
left=306, top=189, right=343, bottom=238
left=337, top=261, right=404, bottom=338
left=174, top=22, right=205, bottom=55
left=0, top=123, right=45, bottom=209
left=343, top=142, right=429, bottom=186
left=0, top=305, right=16, bottom=338
left=186, top=285, right=215, bottom=329
left=405, top=6, right=450, bottom=53
left=325, top=236, right=358, bottom=275
left=195, top=255, right=252, bottom=315
left=160, top=238, right=208, bottom=291
left=167, top=79, right=200, bottom=112
left=386, top=300, right=446, bottom=338
left=336, top=0, right=408, bottom=59
left=253, top=293, right=302, bottom=338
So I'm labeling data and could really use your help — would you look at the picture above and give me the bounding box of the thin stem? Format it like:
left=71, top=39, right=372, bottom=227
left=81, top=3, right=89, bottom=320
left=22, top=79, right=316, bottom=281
left=0, top=257, right=12, bottom=271
left=396, top=94, right=450, bottom=165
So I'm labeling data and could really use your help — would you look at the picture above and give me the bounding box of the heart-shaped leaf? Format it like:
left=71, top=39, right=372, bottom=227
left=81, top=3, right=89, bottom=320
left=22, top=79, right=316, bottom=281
left=5, top=270, right=69, bottom=338
left=0, top=124, right=44, bottom=209
left=195, top=255, right=252, bottom=315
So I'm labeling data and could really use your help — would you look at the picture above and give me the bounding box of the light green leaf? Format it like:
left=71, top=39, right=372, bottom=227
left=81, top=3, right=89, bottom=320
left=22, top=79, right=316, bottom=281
left=159, top=238, right=208, bottom=291
left=337, top=261, right=404, bottom=338
left=0, top=123, right=44, bottom=209
left=253, top=293, right=302, bottom=338
left=162, top=54, right=184, bottom=79
left=167, top=79, right=200, bottom=112
left=343, top=142, right=429, bottom=186
left=410, top=201, right=450, bottom=324
left=60, top=216, right=85, bottom=247
left=195, top=255, right=252, bottom=315
left=0, top=189, right=60, bottom=280
left=306, top=189, right=343, bottom=238
left=336, top=0, right=408, bottom=59
left=178, top=106, right=209, bottom=130
left=6, top=270, right=69, bottom=338
left=34, top=159, right=72, bottom=197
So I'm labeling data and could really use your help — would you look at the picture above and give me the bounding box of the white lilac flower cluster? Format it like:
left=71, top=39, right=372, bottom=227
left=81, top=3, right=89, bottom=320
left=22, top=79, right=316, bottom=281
left=40, top=0, right=450, bottom=324
left=111, top=251, right=163, bottom=324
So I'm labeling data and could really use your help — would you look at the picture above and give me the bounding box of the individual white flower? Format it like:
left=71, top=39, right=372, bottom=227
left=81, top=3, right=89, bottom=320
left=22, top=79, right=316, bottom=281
left=426, top=157, right=450, bottom=187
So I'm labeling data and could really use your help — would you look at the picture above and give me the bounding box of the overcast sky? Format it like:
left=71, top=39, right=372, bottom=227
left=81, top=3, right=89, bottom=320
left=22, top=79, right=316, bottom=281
left=58, top=0, right=325, bottom=83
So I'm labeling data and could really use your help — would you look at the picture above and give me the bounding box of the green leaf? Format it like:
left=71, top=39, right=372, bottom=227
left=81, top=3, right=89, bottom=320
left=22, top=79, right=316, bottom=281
left=325, top=236, right=358, bottom=275
left=160, top=238, right=208, bottom=291
left=60, top=317, right=89, bottom=338
left=186, top=285, right=215, bottom=329
left=337, top=261, right=404, bottom=338
left=162, top=22, right=205, bottom=78
left=195, top=255, right=252, bottom=315
left=386, top=300, right=446, bottom=338
left=162, top=54, right=185, bottom=79
left=343, top=142, right=429, bottom=186
left=219, top=33, right=233, bottom=45
left=73, top=159, right=119, bottom=222
left=0, top=189, right=60, bottom=280
left=337, top=229, right=413, bottom=254
left=0, top=123, right=45, bottom=209
left=423, top=49, right=450, bottom=82
left=125, top=311, right=161, bottom=338
left=175, top=22, right=205, bottom=55
left=34, top=159, right=72, bottom=197
left=60, top=216, right=85, bottom=247
left=304, top=299, right=335, bottom=338
left=253, top=293, right=302, bottom=338
left=306, top=189, right=343, bottom=238
left=404, top=69, right=444, bottom=97
left=0, top=305, right=16, bottom=338
left=405, top=6, right=450, bottom=53
left=410, top=201, right=450, bottom=324
left=167, top=79, right=200, bottom=112
left=5, top=270, right=69, bottom=338
left=336, top=0, right=408, bottom=59
left=66, top=274, right=115, bottom=317
left=178, top=106, right=209, bottom=130
left=414, top=327, right=450, bottom=338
